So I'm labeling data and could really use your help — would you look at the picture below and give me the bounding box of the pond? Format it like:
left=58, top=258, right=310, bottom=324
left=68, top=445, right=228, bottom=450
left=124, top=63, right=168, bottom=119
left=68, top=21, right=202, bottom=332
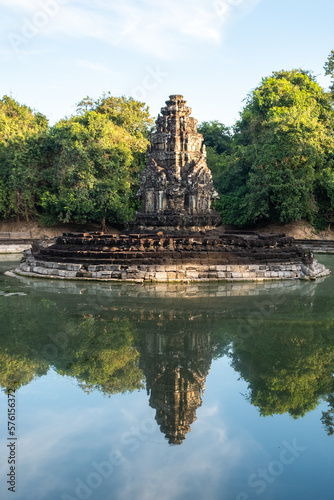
left=0, top=255, right=334, bottom=500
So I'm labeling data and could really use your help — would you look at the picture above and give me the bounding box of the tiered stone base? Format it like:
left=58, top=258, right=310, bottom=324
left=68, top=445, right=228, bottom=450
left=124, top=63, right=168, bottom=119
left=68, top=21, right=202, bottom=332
left=16, top=258, right=329, bottom=281
left=15, top=230, right=330, bottom=282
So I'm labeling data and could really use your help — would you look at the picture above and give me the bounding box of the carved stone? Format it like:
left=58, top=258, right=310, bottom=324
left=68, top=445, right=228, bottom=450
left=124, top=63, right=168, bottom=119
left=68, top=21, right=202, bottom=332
left=135, top=95, right=221, bottom=229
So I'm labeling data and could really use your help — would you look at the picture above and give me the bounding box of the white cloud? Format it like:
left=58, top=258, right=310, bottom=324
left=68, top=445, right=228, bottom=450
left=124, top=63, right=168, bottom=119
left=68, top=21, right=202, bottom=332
left=0, top=0, right=39, bottom=11
left=0, top=0, right=259, bottom=58
left=76, top=59, right=114, bottom=74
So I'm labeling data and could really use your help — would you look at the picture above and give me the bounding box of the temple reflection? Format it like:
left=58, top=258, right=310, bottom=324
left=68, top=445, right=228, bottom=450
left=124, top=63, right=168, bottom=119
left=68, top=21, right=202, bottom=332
left=138, top=330, right=213, bottom=444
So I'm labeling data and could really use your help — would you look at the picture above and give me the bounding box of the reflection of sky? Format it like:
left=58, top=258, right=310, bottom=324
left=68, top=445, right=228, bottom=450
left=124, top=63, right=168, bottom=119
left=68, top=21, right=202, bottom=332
left=0, top=358, right=333, bottom=500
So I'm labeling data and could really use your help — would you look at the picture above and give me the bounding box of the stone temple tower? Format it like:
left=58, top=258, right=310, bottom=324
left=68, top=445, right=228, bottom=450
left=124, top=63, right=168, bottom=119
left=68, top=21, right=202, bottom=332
left=135, top=95, right=221, bottom=229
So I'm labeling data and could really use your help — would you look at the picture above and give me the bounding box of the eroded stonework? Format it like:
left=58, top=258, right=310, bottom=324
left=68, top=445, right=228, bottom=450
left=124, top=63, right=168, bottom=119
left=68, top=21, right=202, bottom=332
left=17, top=230, right=330, bottom=281
left=135, top=95, right=221, bottom=229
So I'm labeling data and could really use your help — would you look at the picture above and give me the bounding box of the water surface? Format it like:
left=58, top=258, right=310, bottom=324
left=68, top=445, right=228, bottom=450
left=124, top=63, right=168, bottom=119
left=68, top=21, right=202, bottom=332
left=0, top=256, right=334, bottom=500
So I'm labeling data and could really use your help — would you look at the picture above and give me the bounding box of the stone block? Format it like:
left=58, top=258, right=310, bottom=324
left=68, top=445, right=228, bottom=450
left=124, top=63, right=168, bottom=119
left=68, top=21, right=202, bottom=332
left=155, top=272, right=168, bottom=280
left=110, top=265, right=121, bottom=271
left=185, top=271, right=199, bottom=279
left=110, top=272, right=122, bottom=279
left=155, top=266, right=166, bottom=272
left=176, top=265, right=186, bottom=271
left=66, top=271, right=78, bottom=278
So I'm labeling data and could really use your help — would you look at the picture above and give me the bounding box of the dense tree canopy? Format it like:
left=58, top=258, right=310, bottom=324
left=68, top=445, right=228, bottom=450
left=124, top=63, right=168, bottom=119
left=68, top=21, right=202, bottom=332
left=197, top=120, right=232, bottom=183
left=42, top=95, right=152, bottom=227
left=0, top=96, right=48, bottom=221
left=0, top=94, right=152, bottom=227
left=216, top=70, right=334, bottom=227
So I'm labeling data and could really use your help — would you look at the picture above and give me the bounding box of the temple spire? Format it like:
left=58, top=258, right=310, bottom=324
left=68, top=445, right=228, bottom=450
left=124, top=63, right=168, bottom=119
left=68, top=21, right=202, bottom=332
left=135, top=95, right=221, bottom=230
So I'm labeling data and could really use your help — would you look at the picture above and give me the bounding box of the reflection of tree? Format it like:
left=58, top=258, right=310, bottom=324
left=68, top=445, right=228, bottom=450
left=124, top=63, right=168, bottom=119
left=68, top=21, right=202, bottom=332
left=229, top=323, right=334, bottom=418
left=55, top=317, right=144, bottom=395
left=0, top=353, right=48, bottom=392
left=321, top=393, right=334, bottom=436
left=0, top=296, right=144, bottom=395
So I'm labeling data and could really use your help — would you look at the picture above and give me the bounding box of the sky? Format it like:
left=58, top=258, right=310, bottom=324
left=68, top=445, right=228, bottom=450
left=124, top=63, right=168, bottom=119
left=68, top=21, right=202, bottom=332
left=0, top=0, right=333, bottom=126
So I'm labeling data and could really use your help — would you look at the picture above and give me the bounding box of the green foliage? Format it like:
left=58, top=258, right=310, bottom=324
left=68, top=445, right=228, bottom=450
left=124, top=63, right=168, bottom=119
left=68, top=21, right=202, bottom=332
left=198, top=120, right=232, bottom=155
left=94, top=93, right=153, bottom=139
left=40, top=106, right=150, bottom=225
left=0, top=96, right=48, bottom=221
left=0, top=95, right=48, bottom=143
left=324, top=50, right=334, bottom=97
left=216, top=70, right=334, bottom=227
left=0, top=291, right=144, bottom=395
left=321, top=392, right=334, bottom=435
left=56, top=316, right=144, bottom=395
left=198, top=120, right=232, bottom=184
left=230, top=322, right=334, bottom=418
left=0, top=93, right=152, bottom=227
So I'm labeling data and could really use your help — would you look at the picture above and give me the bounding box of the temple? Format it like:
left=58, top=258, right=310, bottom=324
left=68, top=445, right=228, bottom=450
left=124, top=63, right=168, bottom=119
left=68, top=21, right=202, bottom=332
left=15, top=95, right=330, bottom=282
left=135, top=95, right=221, bottom=229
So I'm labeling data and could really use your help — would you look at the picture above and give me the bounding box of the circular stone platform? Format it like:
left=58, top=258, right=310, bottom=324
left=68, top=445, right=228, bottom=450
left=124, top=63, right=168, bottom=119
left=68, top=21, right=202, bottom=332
left=15, top=230, right=330, bottom=282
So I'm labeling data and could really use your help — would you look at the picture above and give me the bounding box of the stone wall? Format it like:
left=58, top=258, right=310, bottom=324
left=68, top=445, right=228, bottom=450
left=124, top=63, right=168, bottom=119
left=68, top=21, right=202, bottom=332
left=16, top=255, right=329, bottom=281
left=0, top=242, right=34, bottom=254
left=295, top=239, right=334, bottom=253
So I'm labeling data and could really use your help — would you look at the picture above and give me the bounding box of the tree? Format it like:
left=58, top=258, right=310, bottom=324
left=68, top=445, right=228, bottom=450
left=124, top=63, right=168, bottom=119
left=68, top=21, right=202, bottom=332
left=94, top=93, right=153, bottom=139
left=197, top=120, right=232, bottom=185
left=41, top=96, right=153, bottom=227
left=0, top=96, right=48, bottom=221
left=216, top=70, right=334, bottom=227
left=324, top=50, right=334, bottom=96
left=198, top=120, right=232, bottom=155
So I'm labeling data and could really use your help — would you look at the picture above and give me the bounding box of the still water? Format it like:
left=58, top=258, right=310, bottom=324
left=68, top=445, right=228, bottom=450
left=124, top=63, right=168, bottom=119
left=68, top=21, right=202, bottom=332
left=0, top=255, right=334, bottom=500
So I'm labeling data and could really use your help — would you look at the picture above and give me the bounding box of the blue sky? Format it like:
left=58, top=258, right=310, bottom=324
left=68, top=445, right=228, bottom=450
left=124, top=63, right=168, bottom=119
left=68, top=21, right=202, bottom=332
left=0, top=0, right=333, bottom=126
